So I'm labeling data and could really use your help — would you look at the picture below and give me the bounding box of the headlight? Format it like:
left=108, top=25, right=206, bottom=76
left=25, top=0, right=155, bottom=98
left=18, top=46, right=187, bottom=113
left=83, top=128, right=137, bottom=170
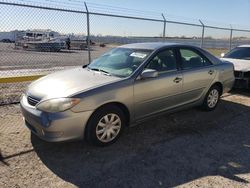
left=36, top=98, right=80, bottom=113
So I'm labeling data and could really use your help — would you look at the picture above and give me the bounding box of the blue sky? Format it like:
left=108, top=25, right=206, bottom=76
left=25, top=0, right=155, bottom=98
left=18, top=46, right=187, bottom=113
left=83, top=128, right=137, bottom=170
left=85, top=0, right=250, bottom=28
left=0, top=0, right=250, bottom=38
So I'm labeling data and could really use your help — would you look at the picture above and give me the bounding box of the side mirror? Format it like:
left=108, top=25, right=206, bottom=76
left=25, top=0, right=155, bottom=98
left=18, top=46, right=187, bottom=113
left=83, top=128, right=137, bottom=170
left=220, top=53, right=225, bottom=58
left=140, top=69, right=158, bottom=79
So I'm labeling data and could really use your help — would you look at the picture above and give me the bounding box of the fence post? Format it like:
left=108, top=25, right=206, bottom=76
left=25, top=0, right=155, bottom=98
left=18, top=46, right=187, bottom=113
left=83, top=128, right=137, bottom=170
left=161, top=13, right=166, bottom=40
left=199, top=19, right=205, bottom=48
left=229, top=25, right=233, bottom=50
left=84, top=2, right=91, bottom=64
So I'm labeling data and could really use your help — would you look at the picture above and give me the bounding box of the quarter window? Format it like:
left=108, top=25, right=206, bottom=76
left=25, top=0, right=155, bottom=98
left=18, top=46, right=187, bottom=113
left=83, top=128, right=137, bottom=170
left=180, top=49, right=212, bottom=69
left=146, top=49, right=177, bottom=72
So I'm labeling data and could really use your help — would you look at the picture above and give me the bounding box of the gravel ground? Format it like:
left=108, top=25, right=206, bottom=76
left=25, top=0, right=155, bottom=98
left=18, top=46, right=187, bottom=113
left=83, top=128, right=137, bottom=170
left=0, top=90, right=250, bottom=188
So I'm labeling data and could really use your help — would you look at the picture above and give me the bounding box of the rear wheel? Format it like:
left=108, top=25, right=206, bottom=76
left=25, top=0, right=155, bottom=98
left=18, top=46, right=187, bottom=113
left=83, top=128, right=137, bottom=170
left=202, top=85, right=221, bottom=111
left=85, top=105, right=125, bottom=146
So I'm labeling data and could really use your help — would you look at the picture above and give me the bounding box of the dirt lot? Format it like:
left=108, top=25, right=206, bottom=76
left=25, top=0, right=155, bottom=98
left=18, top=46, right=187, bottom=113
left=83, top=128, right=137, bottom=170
left=0, top=90, right=250, bottom=188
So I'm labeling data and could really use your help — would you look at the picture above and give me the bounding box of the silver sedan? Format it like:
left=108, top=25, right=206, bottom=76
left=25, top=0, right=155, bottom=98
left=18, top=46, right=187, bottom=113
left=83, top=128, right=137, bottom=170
left=20, top=43, right=235, bottom=146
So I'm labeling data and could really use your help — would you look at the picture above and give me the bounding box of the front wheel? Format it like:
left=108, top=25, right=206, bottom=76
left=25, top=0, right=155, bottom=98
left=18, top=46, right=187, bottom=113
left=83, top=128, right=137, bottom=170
left=202, top=85, right=221, bottom=111
left=85, top=105, right=125, bottom=146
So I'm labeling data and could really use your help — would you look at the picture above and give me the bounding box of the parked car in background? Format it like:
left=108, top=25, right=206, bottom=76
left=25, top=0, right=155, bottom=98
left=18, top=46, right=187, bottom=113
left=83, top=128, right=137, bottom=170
left=221, top=45, right=250, bottom=89
left=20, top=43, right=235, bottom=146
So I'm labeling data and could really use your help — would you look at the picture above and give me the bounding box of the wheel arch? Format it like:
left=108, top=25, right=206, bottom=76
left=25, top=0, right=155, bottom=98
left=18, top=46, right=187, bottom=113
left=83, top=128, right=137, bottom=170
left=85, top=101, right=130, bottom=132
left=211, top=82, right=223, bottom=95
left=84, top=101, right=130, bottom=145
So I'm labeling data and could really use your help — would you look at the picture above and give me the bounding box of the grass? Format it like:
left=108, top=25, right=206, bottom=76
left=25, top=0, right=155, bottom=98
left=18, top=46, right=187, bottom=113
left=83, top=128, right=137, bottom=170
left=206, top=48, right=229, bottom=57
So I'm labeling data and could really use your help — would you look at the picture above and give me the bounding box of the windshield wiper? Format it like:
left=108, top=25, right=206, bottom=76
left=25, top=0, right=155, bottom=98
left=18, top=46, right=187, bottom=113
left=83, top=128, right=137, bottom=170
left=82, top=64, right=88, bottom=68
left=88, top=67, right=112, bottom=76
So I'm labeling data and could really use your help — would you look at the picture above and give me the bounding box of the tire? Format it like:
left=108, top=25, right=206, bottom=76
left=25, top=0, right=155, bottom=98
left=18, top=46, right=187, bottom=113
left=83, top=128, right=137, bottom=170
left=85, top=105, right=126, bottom=146
left=201, top=85, right=221, bottom=111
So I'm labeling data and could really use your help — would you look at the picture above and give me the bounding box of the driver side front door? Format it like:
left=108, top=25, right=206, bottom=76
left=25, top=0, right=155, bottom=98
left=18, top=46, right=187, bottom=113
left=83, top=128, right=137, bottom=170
left=133, top=48, right=183, bottom=120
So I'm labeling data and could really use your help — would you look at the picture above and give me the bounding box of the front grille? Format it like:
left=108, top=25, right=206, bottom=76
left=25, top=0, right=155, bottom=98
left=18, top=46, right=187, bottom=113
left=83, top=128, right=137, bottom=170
left=244, top=71, right=250, bottom=77
left=27, top=96, right=40, bottom=106
left=234, top=71, right=242, bottom=78
left=234, top=71, right=250, bottom=78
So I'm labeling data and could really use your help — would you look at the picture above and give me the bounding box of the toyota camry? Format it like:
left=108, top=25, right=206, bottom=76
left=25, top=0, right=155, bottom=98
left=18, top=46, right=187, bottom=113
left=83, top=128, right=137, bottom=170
left=20, top=43, right=235, bottom=146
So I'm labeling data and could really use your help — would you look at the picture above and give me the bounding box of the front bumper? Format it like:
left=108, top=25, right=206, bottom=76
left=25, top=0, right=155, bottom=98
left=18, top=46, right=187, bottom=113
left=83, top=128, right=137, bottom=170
left=20, top=95, right=93, bottom=142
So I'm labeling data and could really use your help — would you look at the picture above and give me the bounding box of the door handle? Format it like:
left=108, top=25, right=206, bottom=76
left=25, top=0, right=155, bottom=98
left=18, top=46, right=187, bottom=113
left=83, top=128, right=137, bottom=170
left=208, top=70, right=214, bottom=75
left=173, top=77, right=182, bottom=83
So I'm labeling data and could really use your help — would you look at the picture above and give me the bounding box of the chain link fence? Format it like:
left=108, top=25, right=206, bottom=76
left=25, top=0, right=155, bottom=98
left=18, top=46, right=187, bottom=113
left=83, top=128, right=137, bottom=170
left=0, top=0, right=250, bottom=105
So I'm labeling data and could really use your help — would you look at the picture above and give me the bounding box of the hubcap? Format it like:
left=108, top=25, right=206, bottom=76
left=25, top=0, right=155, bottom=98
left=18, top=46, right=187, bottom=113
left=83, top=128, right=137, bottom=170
left=96, top=113, right=121, bottom=143
left=207, top=89, right=219, bottom=108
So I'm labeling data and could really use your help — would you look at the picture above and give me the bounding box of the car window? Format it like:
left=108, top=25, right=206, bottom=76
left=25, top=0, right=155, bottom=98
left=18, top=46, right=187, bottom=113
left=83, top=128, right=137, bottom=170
left=146, top=49, right=177, bottom=73
left=180, top=48, right=212, bottom=69
left=224, top=47, right=250, bottom=60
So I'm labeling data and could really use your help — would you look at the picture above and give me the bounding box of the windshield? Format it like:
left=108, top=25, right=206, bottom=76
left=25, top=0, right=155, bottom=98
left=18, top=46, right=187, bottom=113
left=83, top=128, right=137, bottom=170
left=87, top=48, right=152, bottom=77
left=224, top=47, right=250, bottom=60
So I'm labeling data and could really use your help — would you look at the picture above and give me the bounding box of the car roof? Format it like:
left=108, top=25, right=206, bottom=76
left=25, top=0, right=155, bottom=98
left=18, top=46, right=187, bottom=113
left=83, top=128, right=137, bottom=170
left=238, top=45, right=250, bottom=48
left=119, top=42, right=181, bottom=50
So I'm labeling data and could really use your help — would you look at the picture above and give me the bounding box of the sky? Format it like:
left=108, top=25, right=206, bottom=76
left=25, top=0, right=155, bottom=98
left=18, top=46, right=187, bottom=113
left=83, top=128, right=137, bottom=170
left=85, top=0, right=250, bottom=28
left=0, top=0, right=250, bottom=38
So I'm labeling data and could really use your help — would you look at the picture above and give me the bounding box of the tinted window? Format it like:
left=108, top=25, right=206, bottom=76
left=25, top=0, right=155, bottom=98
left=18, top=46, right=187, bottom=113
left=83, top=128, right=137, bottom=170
left=146, top=49, right=177, bottom=72
left=224, top=47, right=250, bottom=60
left=180, top=49, right=212, bottom=69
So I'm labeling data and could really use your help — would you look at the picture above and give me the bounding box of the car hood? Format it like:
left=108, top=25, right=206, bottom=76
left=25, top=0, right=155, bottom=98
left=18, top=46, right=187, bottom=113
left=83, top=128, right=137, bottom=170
left=27, top=67, right=121, bottom=99
left=221, top=58, right=250, bottom=72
